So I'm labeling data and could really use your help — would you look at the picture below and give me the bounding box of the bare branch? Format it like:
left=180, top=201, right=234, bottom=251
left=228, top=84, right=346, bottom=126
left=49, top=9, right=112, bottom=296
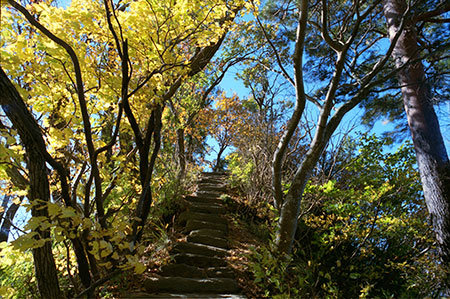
left=321, top=0, right=344, bottom=52
left=255, top=14, right=295, bottom=85
left=413, top=2, right=450, bottom=23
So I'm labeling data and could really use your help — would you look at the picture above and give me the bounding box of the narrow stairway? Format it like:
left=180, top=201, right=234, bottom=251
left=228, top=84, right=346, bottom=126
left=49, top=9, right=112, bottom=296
left=139, top=172, right=247, bottom=298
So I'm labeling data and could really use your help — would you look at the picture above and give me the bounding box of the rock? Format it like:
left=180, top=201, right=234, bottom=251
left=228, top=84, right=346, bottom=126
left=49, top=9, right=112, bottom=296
left=189, top=229, right=227, bottom=239
left=144, top=277, right=240, bottom=294
left=201, top=172, right=229, bottom=178
left=197, top=183, right=228, bottom=193
left=135, top=294, right=247, bottom=298
left=142, top=172, right=244, bottom=297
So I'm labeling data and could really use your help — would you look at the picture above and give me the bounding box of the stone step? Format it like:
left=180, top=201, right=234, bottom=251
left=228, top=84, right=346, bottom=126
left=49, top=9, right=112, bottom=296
left=173, top=242, right=228, bottom=258
left=198, top=181, right=226, bottom=188
left=184, top=195, right=222, bottom=205
left=197, top=186, right=227, bottom=193
left=179, top=211, right=228, bottom=226
left=189, top=229, right=227, bottom=239
left=144, top=277, right=240, bottom=294
left=187, top=234, right=228, bottom=249
left=160, top=263, right=235, bottom=279
left=173, top=253, right=227, bottom=268
left=197, top=187, right=228, bottom=194
left=194, top=191, right=224, bottom=198
left=129, top=294, right=246, bottom=298
left=201, top=172, right=229, bottom=177
left=185, top=220, right=228, bottom=233
left=197, top=182, right=228, bottom=190
left=186, top=202, right=226, bottom=214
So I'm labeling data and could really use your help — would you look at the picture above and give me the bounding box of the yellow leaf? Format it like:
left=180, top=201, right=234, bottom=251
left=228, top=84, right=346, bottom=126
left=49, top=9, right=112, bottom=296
left=134, top=262, right=146, bottom=274
left=15, top=189, right=28, bottom=197
left=0, top=286, right=14, bottom=297
left=61, top=207, right=77, bottom=218
left=82, top=218, right=92, bottom=229
left=47, top=202, right=61, bottom=216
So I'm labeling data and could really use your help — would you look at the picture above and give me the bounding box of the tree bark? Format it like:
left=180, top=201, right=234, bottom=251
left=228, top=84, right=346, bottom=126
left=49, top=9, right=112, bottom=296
left=383, top=0, right=450, bottom=262
left=214, top=143, right=227, bottom=172
left=0, top=195, right=12, bottom=242
left=0, top=196, right=22, bottom=243
left=0, top=156, right=29, bottom=242
left=176, top=128, right=186, bottom=180
left=275, top=134, right=330, bottom=253
left=271, top=0, right=309, bottom=210
left=0, top=68, right=62, bottom=298
left=133, top=106, right=163, bottom=243
left=28, top=150, right=62, bottom=299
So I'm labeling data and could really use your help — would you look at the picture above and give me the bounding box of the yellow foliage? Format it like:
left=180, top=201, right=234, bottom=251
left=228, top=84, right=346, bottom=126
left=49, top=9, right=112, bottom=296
left=1, top=0, right=244, bottom=284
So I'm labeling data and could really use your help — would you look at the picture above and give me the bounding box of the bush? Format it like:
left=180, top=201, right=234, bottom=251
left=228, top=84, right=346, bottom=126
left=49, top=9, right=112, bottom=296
left=0, top=243, right=38, bottom=299
left=249, top=136, right=443, bottom=298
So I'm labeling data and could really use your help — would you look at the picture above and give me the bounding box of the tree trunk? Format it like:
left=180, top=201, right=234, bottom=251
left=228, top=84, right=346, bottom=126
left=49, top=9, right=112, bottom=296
left=214, top=144, right=227, bottom=172
left=0, top=67, right=62, bottom=298
left=271, top=0, right=309, bottom=210
left=275, top=138, right=328, bottom=254
left=0, top=196, right=21, bottom=243
left=176, top=128, right=186, bottom=180
left=0, top=195, right=11, bottom=242
left=28, top=151, right=62, bottom=299
left=1, top=67, right=93, bottom=292
left=133, top=105, right=163, bottom=243
left=383, top=0, right=450, bottom=262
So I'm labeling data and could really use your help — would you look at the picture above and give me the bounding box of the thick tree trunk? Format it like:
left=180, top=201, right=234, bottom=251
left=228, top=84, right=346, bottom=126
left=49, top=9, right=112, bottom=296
left=0, top=67, right=62, bottom=298
left=383, top=0, right=450, bottom=262
left=29, top=151, right=62, bottom=299
left=275, top=139, right=328, bottom=254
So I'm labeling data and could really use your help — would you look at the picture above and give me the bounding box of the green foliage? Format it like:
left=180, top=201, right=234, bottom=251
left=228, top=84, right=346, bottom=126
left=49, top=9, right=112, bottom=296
left=248, top=245, right=298, bottom=298
left=151, top=174, right=185, bottom=224
left=226, top=152, right=255, bottom=189
left=0, top=243, right=38, bottom=299
left=250, top=135, right=442, bottom=298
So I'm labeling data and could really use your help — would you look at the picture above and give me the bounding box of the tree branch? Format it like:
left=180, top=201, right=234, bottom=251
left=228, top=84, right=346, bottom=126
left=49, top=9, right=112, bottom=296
left=413, top=2, right=450, bottom=23
left=321, top=0, right=344, bottom=52
left=255, top=14, right=295, bottom=86
left=8, top=0, right=106, bottom=226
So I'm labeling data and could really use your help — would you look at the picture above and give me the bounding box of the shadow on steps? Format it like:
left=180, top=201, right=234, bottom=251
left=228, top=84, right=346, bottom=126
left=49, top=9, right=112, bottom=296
left=140, top=172, right=246, bottom=298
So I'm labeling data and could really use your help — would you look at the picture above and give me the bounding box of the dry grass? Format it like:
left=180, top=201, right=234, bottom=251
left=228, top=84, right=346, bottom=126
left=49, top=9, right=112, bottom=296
left=226, top=213, right=266, bottom=299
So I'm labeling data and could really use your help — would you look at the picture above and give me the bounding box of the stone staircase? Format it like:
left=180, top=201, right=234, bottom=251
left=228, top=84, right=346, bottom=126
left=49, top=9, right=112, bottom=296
left=134, top=172, right=247, bottom=299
